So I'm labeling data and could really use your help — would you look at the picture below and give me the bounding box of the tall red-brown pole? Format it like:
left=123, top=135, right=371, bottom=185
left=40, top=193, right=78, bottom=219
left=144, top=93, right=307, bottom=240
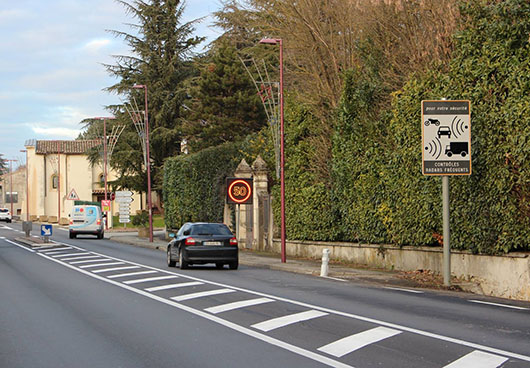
left=103, top=118, right=108, bottom=230
left=9, top=159, right=14, bottom=218
left=57, top=141, right=61, bottom=224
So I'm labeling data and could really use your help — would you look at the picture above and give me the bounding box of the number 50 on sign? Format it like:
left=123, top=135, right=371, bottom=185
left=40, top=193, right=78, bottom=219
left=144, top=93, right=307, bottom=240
left=226, top=178, right=253, bottom=205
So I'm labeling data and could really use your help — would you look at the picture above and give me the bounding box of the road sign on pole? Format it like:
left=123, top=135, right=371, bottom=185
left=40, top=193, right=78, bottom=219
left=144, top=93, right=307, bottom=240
left=101, top=200, right=111, bottom=212
left=226, top=178, right=253, bottom=205
left=422, top=100, right=471, bottom=176
left=67, top=189, right=80, bottom=200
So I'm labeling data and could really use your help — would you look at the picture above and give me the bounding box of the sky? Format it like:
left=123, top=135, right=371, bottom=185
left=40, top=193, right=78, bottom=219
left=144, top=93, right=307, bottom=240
left=0, top=0, right=223, bottom=168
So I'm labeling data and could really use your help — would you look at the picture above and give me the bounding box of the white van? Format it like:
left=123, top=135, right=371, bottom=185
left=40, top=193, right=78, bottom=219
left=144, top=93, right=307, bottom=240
left=69, top=205, right=104, bottom=239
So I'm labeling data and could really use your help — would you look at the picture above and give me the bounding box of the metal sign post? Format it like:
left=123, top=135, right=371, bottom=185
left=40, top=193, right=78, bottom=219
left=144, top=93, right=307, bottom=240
left=422, top=100, right=471, bottom=287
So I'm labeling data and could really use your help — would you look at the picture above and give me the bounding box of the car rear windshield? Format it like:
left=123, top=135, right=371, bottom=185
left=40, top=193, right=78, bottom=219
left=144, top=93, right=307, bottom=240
left=0, top=209, right=8, bottom=213
left=190, top=224, right=232, bottom=236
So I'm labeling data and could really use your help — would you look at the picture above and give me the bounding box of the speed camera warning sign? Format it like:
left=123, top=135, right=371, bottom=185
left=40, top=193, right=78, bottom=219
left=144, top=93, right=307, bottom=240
left=226, top=178, right=253, bottom=205
left=422, top=100, right=471, bottom=175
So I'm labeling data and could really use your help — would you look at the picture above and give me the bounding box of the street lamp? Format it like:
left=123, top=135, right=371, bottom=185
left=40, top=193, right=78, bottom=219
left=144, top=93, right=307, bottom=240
left=132, top=84, right=153, bottom=243
left=20, top=150, right=28, bottom=221
left=94, top=116, right=116, bottom=230
left=259, top=38, right=286, bottom=263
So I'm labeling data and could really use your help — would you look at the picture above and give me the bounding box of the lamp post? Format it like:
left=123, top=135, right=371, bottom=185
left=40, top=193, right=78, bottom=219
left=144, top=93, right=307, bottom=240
left=94, top=116, right=116, bottom=230
left=132, top=84, right=153, bottom=242
left=20, top=150, right=28, bottom=221
left=259, top=38, right=286, bottom=263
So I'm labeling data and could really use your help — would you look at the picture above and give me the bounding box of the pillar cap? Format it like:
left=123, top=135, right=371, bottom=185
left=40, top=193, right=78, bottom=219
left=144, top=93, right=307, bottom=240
left=234, top=158, right=252, bottom=176
left=252, top=155, right=268, bottom=172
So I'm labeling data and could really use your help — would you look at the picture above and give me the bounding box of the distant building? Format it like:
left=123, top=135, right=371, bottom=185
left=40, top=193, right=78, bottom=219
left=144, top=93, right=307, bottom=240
left=23, top=139, right=144, bottom=225
left=0, top=165, right=26, bottom=217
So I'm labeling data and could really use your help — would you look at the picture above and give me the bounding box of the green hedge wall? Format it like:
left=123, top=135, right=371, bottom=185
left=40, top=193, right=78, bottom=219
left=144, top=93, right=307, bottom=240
left=163, top=142, right=245, bottom=230
left=285, top=0, right=530, bottom=253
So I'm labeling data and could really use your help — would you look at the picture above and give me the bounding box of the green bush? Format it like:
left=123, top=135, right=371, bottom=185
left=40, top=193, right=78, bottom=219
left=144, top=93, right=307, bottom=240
left=163, top=142, right=245, bottom=230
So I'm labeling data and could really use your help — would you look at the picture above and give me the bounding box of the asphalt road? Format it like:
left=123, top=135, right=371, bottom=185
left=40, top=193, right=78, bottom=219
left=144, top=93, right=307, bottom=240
left=1, top=223, right=529, bottom=368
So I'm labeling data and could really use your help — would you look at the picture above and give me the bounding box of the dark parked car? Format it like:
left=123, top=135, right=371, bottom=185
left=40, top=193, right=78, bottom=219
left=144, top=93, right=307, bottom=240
left=167, top=222, right=239, bottom=270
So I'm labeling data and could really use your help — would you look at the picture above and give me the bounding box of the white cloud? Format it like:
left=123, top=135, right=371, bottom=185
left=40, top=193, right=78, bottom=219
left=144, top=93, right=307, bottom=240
left=29, top=124, right=81, bottom=139
left=83, top=38, right=111, bottom=53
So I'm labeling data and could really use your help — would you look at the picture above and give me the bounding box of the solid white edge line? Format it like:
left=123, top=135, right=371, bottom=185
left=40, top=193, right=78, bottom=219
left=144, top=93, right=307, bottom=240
left=3, top=239, right=35, bottom=253
left=36, top=252, right=354, bottom=368
left=321, top=276, right=348, bottom=282
left=469, top=299, right=528, bottom=311
left=384, top=287, right=424, bottom=294
left=443, top=350, right=508, bottom=368
left=55, top=241, right=530, bottom=363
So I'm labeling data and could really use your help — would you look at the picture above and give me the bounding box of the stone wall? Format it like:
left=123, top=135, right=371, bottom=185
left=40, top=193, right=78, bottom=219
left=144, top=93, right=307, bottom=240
left=272, top=239, right=530, bottom=301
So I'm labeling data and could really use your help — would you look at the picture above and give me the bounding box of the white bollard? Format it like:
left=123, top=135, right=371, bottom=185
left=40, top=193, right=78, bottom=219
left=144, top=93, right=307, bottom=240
left=320, top=248, right=330, bottom=277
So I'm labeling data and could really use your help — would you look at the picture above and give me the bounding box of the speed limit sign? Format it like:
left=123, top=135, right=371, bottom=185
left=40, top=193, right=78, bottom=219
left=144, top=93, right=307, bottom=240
left=226, top=178, right=253, bottom=205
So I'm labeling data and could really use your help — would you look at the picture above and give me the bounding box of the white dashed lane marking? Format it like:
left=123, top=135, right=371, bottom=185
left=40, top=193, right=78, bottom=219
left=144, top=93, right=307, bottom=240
left=469, top=299, right=529, bottom=311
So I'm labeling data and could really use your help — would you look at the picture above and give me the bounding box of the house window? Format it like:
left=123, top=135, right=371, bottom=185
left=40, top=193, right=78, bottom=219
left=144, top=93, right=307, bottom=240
left=51, top=174, right=59, bottom=189
left=99, top=174, right=105, bottom=188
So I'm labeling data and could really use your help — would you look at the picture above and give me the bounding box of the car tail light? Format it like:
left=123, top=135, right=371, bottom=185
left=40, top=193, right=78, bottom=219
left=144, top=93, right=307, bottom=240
left=185, top=237, right=196, bottom=245
left=97, top=219, right=101, bottom=225
left=230, top=237, right=238, bottom=246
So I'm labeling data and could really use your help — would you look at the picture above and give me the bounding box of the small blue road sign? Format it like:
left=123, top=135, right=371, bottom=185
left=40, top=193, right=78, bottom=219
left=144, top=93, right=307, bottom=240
left=41, top=224, right=52, bottom=237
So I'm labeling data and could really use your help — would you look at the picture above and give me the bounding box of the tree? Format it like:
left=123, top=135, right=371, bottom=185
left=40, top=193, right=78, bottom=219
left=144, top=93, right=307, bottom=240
left=103, top=0, right=203, bottom=201
left=0, top=154, right=7, bottom=176
left=182, top=40, right=266, bottom=151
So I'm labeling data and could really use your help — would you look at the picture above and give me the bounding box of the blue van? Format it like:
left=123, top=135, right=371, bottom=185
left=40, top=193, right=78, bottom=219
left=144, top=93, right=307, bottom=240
left=69, top=205, right=104, bottom=239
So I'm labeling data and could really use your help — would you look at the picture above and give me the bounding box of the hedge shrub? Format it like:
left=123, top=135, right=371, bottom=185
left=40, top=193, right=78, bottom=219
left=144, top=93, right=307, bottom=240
left=163, top=141, right=245, bottom=230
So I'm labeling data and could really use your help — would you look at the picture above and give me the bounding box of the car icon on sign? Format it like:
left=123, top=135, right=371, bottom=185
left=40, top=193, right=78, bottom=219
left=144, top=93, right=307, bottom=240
left=437, top=126, right=451, bottom=139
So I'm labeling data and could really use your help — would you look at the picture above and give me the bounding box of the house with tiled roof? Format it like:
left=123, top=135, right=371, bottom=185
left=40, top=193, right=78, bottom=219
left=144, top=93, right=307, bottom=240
left=24, top=139, right=144, bottom=226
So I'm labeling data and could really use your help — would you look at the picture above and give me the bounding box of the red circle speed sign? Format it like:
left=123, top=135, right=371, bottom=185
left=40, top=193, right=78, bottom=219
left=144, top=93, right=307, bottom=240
left=226, top=178, right=253, bottom=205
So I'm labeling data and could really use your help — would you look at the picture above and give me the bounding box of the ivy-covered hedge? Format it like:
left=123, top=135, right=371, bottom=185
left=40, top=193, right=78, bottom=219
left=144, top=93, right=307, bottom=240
left=163, top=142, right=245, bottom=230
left=284, top=0, right=530, bottom=253
left=272, top=102, right=341, bottom=241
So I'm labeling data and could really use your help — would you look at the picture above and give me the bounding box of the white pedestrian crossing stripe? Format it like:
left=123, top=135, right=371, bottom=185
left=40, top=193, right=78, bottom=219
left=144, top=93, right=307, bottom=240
left=443, top=350, right=508, bottom=368
left=251, top=310, right=329, bottom=332
left=318, top=326, right=401, bottom=357
left=170, top=288, right=235, bottom=302
left=205, top=297, right=274, bottom=314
